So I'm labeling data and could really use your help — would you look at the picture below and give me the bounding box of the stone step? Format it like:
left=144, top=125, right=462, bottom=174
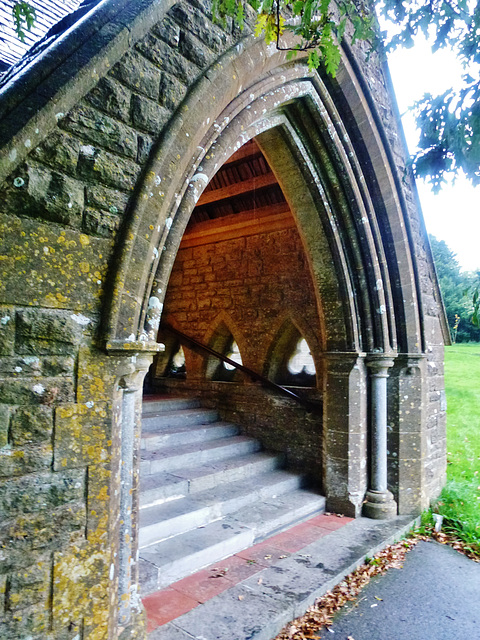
left=140, top=436, right=261, bottom=476
left=140, top=421, right=240, bottom=451
left=139, top=451, right=283, bottom=508
left=147, top=516, right=417, bottom=640
left=139, top=470, right=303, bottom=548
left=142, top=396, right=201, bottom=415
left=142, top=408, right=219, bottom=432
left=139, top=488, right=326, bottom=593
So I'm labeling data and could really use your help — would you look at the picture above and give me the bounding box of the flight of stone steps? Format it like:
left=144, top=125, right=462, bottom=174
left=138, top=396, right=326, bottom=595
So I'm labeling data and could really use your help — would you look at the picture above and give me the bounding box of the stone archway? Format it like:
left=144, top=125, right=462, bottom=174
left=0, top=2, right=447, bottom=638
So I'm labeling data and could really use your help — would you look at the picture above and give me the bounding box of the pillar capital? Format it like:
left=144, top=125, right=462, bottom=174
left=366, top=352, right=396, bottom=376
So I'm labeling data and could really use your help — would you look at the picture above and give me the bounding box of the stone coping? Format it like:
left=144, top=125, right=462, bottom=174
left=144, top=513, right=417, bottom=640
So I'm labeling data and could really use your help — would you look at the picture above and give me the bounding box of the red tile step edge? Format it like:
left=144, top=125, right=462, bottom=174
left=142, top=513, right=353, bottom=633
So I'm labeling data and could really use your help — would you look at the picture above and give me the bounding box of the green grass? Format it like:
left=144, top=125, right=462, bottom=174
left=434, top=343, right=480, bottom=551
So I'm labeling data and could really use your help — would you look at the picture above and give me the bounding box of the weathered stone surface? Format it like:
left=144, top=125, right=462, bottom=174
left=0, top=605, right=48, bottom=638
left=62, top=103, right=138, bottom=159
left=0, top=213, right=112, bottom=311
left=0, top=307, right=15, bottom=356
left=137, top=134, right=153, bottom=165
left=16, top=308, right=83, bottom=355
left=170, top=2, right=230, bottom=52
left=84, top=75, right=132, bottom=120
left=131, top=94, right=171, bottom=135
left=0, top=377, right=74, bottom=406
left=85, top=183, right=129, bottom=215
left=31, top=130, right=81, bottom=174
left=7, top=555, right=51, bottom=610
left=0, top=405, right=10, bottom=448
left=54, top=402, right=110, bottom=470
left=3, top=162, right=84, bottom=227
left=135, top=33, right=200, bottom=85
left=159, top=72, right=187, bottom=110
left=110, top=49, right=161, bottom=100
left=0, top=469, right=84, bottom=518
left=0, top=443, right=52, bottom=478
left=52, top=540, right=109, bottom=637
left=83, top=207, right=120, bottom=238
left=77, top=144, right=140, bottom=191
left=10, top=405, right=53, bottom=445
left=0, top=501, right=85, bottom=564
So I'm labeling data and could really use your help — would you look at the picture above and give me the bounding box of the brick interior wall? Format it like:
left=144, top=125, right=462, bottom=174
left=155, top=216, right=325, bottom=481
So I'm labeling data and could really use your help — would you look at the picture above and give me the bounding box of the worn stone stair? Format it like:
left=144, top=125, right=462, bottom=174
left=138, top=396, right=326, bottom=594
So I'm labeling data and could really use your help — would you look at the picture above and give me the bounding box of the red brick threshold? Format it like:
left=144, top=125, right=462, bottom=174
left=143, top=513, right=353, bottom=633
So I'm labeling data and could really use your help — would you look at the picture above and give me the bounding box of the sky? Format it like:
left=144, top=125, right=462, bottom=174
left=386, top=39, right=480, bottom=273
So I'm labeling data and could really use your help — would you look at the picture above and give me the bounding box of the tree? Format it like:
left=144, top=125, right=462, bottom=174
left=10, top=0, right=480, bottom=191
left=429, top=235, right=480, bottom=342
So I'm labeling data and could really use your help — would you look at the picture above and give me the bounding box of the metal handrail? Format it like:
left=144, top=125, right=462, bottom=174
left=162, top=324, right=322, bottom=414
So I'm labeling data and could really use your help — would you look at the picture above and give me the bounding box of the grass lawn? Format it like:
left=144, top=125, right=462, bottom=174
left=435, top=343, right=480, bottom=551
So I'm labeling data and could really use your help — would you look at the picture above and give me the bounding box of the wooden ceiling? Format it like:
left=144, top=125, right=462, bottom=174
left=188, top=139, right=289, bottom=227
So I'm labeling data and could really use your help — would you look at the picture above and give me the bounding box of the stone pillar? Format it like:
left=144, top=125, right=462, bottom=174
left=363, top=354, right=397, bottom=519
left=388, top=353, right=428, bottom=515
left=322, top=352, right=368, bottom=517
left=106, top=341, right=164, bottom=638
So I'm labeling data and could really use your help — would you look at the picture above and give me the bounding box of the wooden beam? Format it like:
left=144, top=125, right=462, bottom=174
left=197, top=172, right=278, bottom=206
left=180, top=204, right=294, bottom=248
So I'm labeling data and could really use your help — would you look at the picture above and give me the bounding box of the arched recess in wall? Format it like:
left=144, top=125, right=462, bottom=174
left=265, top=318, right=320, bottom=388
left=203, top=317, right=246, bottom=382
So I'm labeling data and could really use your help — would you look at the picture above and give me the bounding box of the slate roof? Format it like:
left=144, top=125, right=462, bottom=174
left=0, top=0, right=98, bottom=81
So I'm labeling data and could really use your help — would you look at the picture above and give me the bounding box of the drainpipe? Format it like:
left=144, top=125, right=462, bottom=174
left=363, top=354, right=397, bottom=519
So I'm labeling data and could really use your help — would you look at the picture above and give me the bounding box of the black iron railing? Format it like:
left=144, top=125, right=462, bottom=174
left=162, top=324, right=322, bottom=414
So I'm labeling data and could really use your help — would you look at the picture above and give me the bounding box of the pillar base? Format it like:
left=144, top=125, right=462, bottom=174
left=363, top=490, right=397, bottom=519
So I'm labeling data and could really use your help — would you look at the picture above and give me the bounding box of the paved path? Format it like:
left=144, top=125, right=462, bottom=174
left=328, top=540, right=480, bottom=640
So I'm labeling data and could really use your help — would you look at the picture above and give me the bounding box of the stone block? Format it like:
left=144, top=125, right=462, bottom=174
left=7, top=555, right=51, bottom=610
left=16, top=308, right=83, bottom=355
left=62, top=103, right=138, bottom=159
left=84, top=75, right=131, bottom=121
left=170, top=2, right=230, bottom=52
left=0, top=605, right=48, bottom=638
left=3, top=162, right=84, bottom=227
left=0, top=443, right=52, bottom=478
left=110, top=49, right=161, bottom=100
left=0, top=502, right=85, bottom=566
left=0, top=469, right=84, bottom=519
left=10, top=405, right=53, bottom=445
left=0, top=377, right=74, bottom=405
left=135, top=34, right=199, bottom=85
left=85, top=183, right=129, bottom=215
left=0, top=405, right=10, bottom=448
left=0, top=307, right=15, bottom=356
left=178, top=29, right=216, bottom=68
left=54, top=402, right=111, bottom=470
left=77, top=145, right=140, bottom=191
left=137, top=134, right=153, bottom=165
left=130, top=94, right=170, bottom=135
left=52, top=541, right=109, bottom=636
left=152, top=15, right=181, bottom=47
left=0, top=213, right=112, bottom=312
left=31, top=130, right=81, bottom=174
left=83, top=207, right=120, bottom=239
